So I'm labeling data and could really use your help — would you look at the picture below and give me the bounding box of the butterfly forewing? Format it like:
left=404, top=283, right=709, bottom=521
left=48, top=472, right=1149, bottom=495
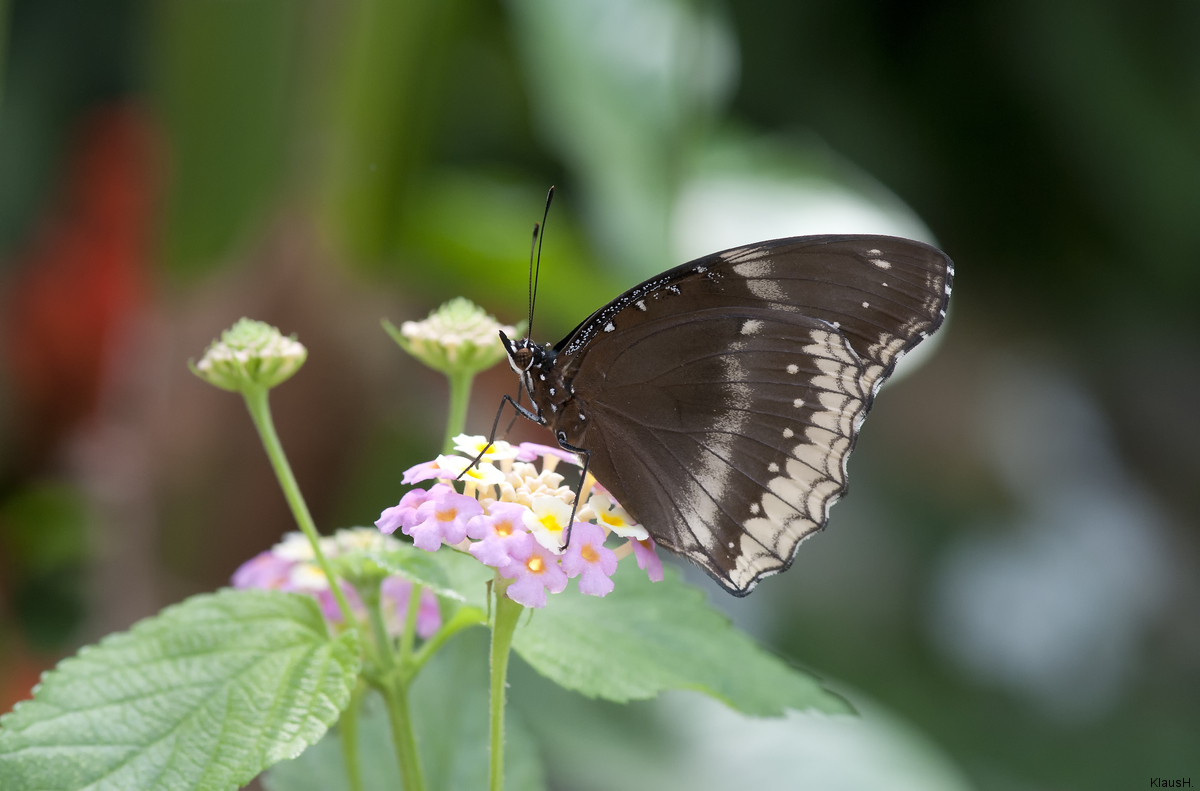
left=542, top=234, right=952, bottom=595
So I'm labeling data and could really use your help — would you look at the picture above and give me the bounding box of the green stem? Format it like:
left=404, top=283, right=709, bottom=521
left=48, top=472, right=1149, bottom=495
left=406, top=606, right=488, bottom=681
left=340, top=682, right=366, bottom=791
left=367, top=585, right=425, bottom=791
left=488, top=579, right=523, bottom=791
left=242, top=387, right=357, bottom=627
left=442, top=370, right=474, bottom=454
left=398, top=583, right=422, bottom=666
left=383, top=682, right=425, bottom=791
left=366, top=590, right=397, bottom=672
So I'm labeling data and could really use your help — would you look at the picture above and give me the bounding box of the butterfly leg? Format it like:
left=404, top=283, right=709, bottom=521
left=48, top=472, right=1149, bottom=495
left=504, top=382, right=527, bottom=436
left=553, top=432, right=591, bottom=548
left=459, top=393, right=544, bottom=479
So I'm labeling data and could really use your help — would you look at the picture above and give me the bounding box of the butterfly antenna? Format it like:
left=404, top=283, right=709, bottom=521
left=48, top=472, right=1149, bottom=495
left=528, top=185, right=554, bottom=340
left=525, top=223, right=540, bottom=340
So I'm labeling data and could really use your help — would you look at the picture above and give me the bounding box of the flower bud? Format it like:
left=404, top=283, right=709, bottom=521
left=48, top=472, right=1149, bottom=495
left=190, top=318, right=307, bottom=392
left=385, top=297, right=521, bottom=376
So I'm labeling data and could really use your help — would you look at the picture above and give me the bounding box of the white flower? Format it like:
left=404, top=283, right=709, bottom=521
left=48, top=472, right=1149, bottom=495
left=433, top=454, right=507, bottom=488
left=332, top=526, right=399, bottom=554
left=274, top=532, right=316, bottom=561
left=288, top=562, right=329, bottom=591
left=492, top=462, right=574, bottom=508
left=587, top=493, right=648, bottom=540
left=191, top=318, right=307, bottom=392
left=452, top=434, right=520, bottom=463
left=523, top=496, right=574, bottom=552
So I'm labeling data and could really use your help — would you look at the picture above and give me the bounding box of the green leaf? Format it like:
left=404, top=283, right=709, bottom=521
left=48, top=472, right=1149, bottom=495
left=265, top=629, right=544, bottom=791
left=0, top=589, right=361, bottom=791
left=371, top=546, right=493, bottom=609
left=512, top=562, right=851, bottom=716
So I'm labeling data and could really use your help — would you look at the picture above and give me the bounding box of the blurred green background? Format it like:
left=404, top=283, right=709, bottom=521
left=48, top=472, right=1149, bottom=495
left=0, top=1, right=1197, bottom=789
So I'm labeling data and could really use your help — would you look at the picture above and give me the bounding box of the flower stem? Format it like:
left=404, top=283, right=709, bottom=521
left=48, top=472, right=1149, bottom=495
left=398, top=584, right=423, bottom=666
left=339, top=682, right=366, bottom=791
left=406, top=606, right=488, bottom=681
left=367, top=585, right=426, bottom=791
left=242, top=387, right=356, bottom=626
left=488, top=579, right=523, bottom=791
left=442, top=370, right=474, bottom=454
left=383, top=682, right=425, bottom=791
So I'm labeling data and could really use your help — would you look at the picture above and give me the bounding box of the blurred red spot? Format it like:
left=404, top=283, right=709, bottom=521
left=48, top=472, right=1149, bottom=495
left=1, top=105, right=158, bottom=459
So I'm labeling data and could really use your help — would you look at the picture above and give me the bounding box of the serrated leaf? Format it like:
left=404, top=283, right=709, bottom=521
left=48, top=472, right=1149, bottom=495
left=265, top=629, right=544, bottom=791
left=0, top=589, right=361, bottom=791
left=512, top=563, right=850, bottom=716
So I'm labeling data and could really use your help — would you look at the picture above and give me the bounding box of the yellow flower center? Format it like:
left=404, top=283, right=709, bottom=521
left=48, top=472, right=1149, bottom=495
left=539, top=514, right=562, bottom=534
left=495, top=520, right=513, bottom=537
left=437, top=507, right=458, bottom=522
left=526, top=556, right=544, bottom=574
left=581, top=544, right=599, bottom=563
left=600, top=512, right=623, bottom=527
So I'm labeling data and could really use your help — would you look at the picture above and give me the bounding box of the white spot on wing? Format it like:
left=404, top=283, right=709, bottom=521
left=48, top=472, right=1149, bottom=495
left=604, top=322, right=615, bottom=332
left=787, top=364, right=799, bottom=374
left=741, top=319, right=763, bottom=335
left=783, top=427, right=794, bottom=438
left=870, top=258, right=892, bottom=270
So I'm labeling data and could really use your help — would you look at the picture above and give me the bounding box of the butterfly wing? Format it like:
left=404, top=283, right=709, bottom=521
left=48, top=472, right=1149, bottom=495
left=557, top=235, right=952, bottom=595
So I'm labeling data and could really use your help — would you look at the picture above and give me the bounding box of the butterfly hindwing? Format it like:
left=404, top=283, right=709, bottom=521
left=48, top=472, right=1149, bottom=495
left=570, top=308, right=872, bottom=594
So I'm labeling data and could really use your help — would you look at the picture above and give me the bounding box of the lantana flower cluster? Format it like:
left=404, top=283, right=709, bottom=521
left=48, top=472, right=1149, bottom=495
left=232, top=528, right=441, bottom=637
left=191, top=317, right=307, bottom=392
left=386, top=298, right=521, bottom=376
left=376, top=435, right=664, bottom=608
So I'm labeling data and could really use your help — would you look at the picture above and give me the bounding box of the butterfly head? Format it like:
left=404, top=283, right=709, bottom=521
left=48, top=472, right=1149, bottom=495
left=499, top=330, right=536, bottom=373
left=499, top=329, right=554, bottom=385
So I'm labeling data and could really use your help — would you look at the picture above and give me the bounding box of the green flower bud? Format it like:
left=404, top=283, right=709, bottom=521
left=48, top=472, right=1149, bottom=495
left=384, top=297, right=522, bottom=377
left=190, top=318, right=307, bottom=392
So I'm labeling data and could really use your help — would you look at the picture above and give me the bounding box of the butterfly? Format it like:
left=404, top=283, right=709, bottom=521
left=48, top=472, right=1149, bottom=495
left=493, top=232, right=953, bottom=596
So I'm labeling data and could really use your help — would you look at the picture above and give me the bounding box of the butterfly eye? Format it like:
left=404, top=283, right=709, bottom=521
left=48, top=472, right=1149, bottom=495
left=512, top=348, right=534, bottom=371
left=557, top=431, right=567, bottom=443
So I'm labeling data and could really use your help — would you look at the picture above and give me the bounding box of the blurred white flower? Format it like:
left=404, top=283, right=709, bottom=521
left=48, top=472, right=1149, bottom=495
left=387, top=297, right=520, bottom=376
left=191, top=318, right=307, bottom=392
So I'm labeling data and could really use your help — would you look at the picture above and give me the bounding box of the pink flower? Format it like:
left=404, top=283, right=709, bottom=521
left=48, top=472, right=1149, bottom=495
left=561, top=522, right=618, bottom=596
left=631, top=537, right=664, bottom=582
left=232, top=550, right=294, bottom=590
left=499, top=532, right=568, bottom=608
left=316, top=581, right=364, bottom=623
left=466, top=502, right=529, bottom=568
left=516, top=442, right=582, bottom=466
left=401, top=459, right=459, bottom=485
left=382, top=576, right=442, bottom=638
left=407, top=484, right=482, bottom=551
left=376, top=487, right=432, bottom=535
